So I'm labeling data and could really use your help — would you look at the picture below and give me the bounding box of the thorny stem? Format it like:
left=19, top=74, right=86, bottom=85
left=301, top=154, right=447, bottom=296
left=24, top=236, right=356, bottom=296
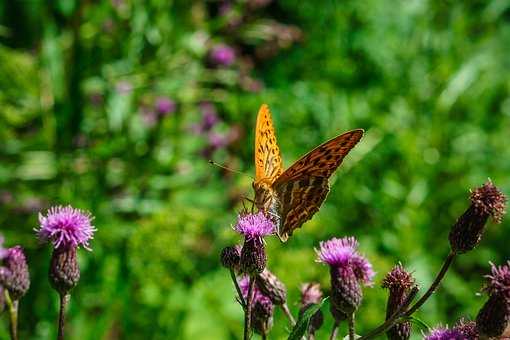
left=243, top=277, right=255, bottom=340
left=230, top=269, right=246, bottom=308
left=329, top=321, right=339, bottom=340
left=359, top=251, right=456, bottom=340
left=58, top=293, right=70, bottom=340
left=281, top=303, right=296, bottom=326
left=348, top=313, right=355, bottom=340
left=5, top=290, right=18, bottom=340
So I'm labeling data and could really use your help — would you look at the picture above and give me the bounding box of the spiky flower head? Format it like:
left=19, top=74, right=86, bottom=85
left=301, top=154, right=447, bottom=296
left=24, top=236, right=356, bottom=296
left=299, top=283, right=324, bottom=336
left=37, top=205, right=96, bottom=250
left=220, top=245, right=241, bottom=272
left=209, top=44, right=236, bottom=66
left=382, top=265, right=416, bottom=340
left=0, top=246, right=30, bottom=300
left=255, top=269, right=287, bottom=305
left=234, top=212, right=275, bottom=240
left=424, top=327, right=467, bottom=340
left=449, top=181, right=506, bottom=254
left=317, top=237, right=374, bottom=320
left=476, top=261, right=510, bottom=338
left=454, top=319, right=478, bottom=339
left=316, top=237, right=375, bottom=285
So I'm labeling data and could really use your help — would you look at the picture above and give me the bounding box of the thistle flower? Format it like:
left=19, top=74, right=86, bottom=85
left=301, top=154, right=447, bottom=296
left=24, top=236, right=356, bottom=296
left=382, top=265, right=416, bottom=340
left=0, top=246, right=30, bottom=300
left=454, top=319, right=478, bottom=339
left=449, top=180, right=506, bottom=254
left=256, top=269, right=286, bottom=305
left=220, top=245, right=241, bottom=272
left=316, top=237, right=374, bottom=321
left=424, top=327, right=466, bottom=340
left=155, top=97, right=176, bottom=116
left=209, top=44, right=236, bottom=66
left=37, top=205, right=96, bottom=250
left=476, top=261, right=510, bottom=338
left=299, top=283, right=324, bottom=337
left=239, top=276, right=274, bottom=335
left=235, top=212, right=275, bottom=275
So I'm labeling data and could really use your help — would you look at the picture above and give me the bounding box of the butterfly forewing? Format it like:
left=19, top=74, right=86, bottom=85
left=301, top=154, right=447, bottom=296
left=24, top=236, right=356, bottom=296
left=254, top=104, right=283, bottom=182
left=273, top=129, right=364, bottom=240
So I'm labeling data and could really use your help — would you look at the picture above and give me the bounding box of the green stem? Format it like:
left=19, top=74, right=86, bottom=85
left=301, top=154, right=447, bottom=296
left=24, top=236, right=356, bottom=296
left=243, top=277, right=255, bottom=340
left=281, top=303, right=296, bottom=326
left=5, top=290, right=18, bottom=340
left=230, top=269, right=246, bottom=308
left=329, top=321, right=339, bottom=340
left=348, top=313, right=355, bottom=340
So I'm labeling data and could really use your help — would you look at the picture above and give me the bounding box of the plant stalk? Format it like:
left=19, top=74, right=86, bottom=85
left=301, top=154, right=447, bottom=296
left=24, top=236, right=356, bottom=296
left=281, top=303, right=296, bottom=326
left=230, top=269, right=246, bottom=308
left=5, top=290, right=18, bottom=340
left=58, top=293, right=70, bottom=340
left=348, top=313, right=355, bottom=340
left=329, top=321, right=339, bottom=340
left=243, top=277, right=255, bottom=340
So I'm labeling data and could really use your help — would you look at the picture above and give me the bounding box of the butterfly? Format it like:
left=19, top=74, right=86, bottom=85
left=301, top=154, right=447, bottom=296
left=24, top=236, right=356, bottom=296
left=252, top=104, right=364, bottom=242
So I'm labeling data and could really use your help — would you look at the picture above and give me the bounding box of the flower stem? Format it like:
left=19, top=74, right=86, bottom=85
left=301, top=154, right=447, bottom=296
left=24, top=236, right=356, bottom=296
left=329, top=321, right=339, bottom=340
left=243, top=277, right=255, bottom=340
left=5, top=290, right=18, bottom=340
left=281, top=303, right=296, bottom=326
left=403, top=251, right=456, bottom=316
left=58, top=293, right=70, bottom=340
left=358, top=251, right=456, bottom=340
left=348, top=313, right=355, bottom=340
left=230, top=269, right=246, bottom=308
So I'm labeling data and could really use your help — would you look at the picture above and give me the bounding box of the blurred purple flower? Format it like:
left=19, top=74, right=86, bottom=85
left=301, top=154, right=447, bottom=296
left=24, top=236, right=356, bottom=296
left=192, top=102, right=220, bottom=134
left=115, top=81, right=132, bottom=95
left=209, top=44, right=236, bottom=66
left=140, top=107, right=158, bottom=127
left=36, top=205, right=96, bottom=250
left=425, top=327, right=466, bottom=340
left=155, top=97, right=176, bottom=116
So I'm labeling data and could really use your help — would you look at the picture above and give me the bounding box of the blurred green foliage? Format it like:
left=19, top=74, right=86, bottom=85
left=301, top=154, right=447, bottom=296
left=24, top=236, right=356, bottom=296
left=0, top=0, right=509, bottom=339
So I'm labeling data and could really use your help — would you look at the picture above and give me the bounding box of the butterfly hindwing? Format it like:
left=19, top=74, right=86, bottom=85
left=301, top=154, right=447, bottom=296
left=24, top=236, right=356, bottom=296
left=274, top=176, right=330, bottom=242
left=255, top=104, right=283, bottom=182
left=273, top=129, right=364, bottom=240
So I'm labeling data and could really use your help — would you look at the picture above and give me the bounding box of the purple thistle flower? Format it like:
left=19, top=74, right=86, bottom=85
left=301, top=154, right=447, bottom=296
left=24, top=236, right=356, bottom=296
left=209, top=44, right=236, bottom=66
left=470, top=180, right=507, bottom=223
left=484, top=261, right=510, bottom=299
left=238, top=275, right=272, bottom=305
left=425, top=327, right=467, bottom=340
left=234, top=212, right=275, bottom=239
left=155, top=97, right=176, bottom=116
left=36, top=205, right=96, bottom=250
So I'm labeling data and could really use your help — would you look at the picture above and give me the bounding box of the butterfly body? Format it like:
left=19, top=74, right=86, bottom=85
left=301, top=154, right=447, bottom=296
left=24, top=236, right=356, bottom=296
left=253, top=104, right=363, bottom=242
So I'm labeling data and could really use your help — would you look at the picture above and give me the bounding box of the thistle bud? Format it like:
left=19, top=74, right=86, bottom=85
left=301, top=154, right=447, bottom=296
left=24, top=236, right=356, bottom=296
left=252, top=296, right=274, bottom=336
left=220, top=245, right=241, bottom=272
left=0, top=246, right=30, bottom=300
left=449, top=181, right=506, bottom=254
left=234, top=212, right=274, bottom=275
left=476, top=261, right=510, bottom=338
left=49, top=247, right=80, bottom=295
left=256, top=269, right=286, bottom=305
left=299, top=283, right=324, bottom=336
left=382, top=265, right=416, bottom=340
left=330, top=266, right=362, bottom=319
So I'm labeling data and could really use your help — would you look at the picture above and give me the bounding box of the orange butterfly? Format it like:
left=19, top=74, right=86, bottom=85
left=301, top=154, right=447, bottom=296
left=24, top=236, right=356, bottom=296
left=252, top=104, right=364, bottom=242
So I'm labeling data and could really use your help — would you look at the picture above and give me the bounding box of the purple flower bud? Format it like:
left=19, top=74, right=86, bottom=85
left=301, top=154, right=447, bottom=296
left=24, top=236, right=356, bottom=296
left=36, top=205, right=96, bottom=250
left=476, top=261, right=510, bottom=338
left=49, top=247, right=80, bottom=295
left=449, top=180, right=507, bottom=254
left=0, top=246, right=30, bottom=300
left=209, top=44, right=236, bottom=66
left=454, top=319, right=478, bottom=339
left=256, top=269, right=286, bottom=305
left=241, top=237, right=267, bottom=275
left=382, top=265, right=416, bottom=340
left=329, top=266, right=362, bottom=320
left=155, top=97, right=176, bottom=116
left=299, top=283, right=324, bottom=336
left=220, top=245, right=241, bottom=272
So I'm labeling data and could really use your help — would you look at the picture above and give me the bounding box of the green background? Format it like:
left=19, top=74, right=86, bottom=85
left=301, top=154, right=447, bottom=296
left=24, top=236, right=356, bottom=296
left=0, top=1, right=509, bottom=339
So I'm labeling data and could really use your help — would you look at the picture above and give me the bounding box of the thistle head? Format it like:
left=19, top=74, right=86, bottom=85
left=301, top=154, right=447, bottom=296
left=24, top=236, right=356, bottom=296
left=234, top=212, right=275, bottom=240
left=220, top=245, right=241, bottom=272
left=0, top=246, right=30, bottom=300
left=484, top=261, right=510, bottom=299
left=424, top=327, right=466, bottom=340
left=37, top=205, right=96, bottom=250
left=470, top=180, right=506, bottom=223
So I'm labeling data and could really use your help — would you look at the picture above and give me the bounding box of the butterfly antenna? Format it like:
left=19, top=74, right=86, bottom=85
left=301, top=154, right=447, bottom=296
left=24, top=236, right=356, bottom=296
left=208, top=160, right=253, bottom=179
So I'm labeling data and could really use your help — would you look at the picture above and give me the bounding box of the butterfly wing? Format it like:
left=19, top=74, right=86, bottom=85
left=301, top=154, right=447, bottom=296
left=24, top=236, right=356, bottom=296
left=273, top=129, right=364, bottom=241
left=254, top=104, right=283, bottom=182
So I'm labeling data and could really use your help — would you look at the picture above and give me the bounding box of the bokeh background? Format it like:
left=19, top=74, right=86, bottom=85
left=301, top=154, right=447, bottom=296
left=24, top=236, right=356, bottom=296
left=1, top=1, right=509, bottom=339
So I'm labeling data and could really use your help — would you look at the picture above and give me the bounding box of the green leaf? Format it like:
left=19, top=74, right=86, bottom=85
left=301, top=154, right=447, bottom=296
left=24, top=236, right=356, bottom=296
left=287, top=297, right=328, bottom=340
